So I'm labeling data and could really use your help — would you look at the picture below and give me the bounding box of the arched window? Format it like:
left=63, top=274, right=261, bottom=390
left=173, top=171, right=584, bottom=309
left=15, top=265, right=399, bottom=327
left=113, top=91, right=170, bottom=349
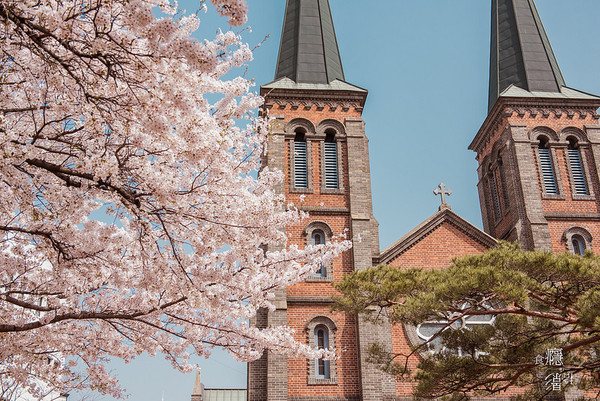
left=311, top=230, right=326, bottom=277
left=304, top=223, right=333, bottom=282
left=537, top=137, right=558, bottom=195
left=488, top=169, right=502, bottom=221
left=567, top=137, right=589, bottom=196
left=294, top=131, right=308, bottom=188
left=414, top=302, right=495, bottom=356
left=572, top=235, right=586, bottom=255
left=498, top=158, right=510, bottom=210
left=314, top=325, right=330, bottom=379
left=306, top=317, right=337, bottom=385
left=323, top=130, right=338, bottom=189
left=563, top=227, right=592, bottom=255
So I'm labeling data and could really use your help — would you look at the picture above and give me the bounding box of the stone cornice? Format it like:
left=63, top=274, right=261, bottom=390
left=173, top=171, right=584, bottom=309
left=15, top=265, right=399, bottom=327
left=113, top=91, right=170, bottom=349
left=287, top=296, right=334, bottom=305
left=470, top=97, right=600, bottom=155
left=544, top=212, right=600, bottom=221
left=297, top=206, right=350, bottom=215
left=260, top=87, right=367, bottom=112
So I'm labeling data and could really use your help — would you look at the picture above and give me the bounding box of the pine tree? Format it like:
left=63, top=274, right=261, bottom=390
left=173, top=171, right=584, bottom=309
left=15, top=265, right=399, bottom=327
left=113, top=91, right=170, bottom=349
left=334, top=242, right=600, bottom=399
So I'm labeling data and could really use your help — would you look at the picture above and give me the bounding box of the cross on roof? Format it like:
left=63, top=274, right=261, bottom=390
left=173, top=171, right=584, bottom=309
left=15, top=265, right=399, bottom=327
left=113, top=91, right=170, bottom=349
left=434, top=183, right=452, bottom=210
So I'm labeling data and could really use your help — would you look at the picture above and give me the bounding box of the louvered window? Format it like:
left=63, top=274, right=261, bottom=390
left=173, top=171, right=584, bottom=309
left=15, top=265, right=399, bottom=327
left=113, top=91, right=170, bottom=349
left=568, top=148, right=588, bottom=195
left=294, top=139, right=308, bottom=188
left=324, top=138, right=338, bottom=189
left=538, top=146, right=558, bottom=194
left=490, top=173, right=502, bottom=221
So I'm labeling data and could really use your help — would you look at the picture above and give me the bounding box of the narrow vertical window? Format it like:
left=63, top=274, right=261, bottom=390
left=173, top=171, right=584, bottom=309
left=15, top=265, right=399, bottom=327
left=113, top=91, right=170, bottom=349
left=312, top=230, right=326, bottom=277
left=538, top=138, right=558, bottom=194
left=324, top=132, right=338, bottom=189
left=294, top=132, right=308, bottom=188
left=498, top=159, right=510, bottom=210
left=314, top=325, right=330, bottom=379
left=489, top=172, right=501, bottom=221
left=572, top=235, right=586, bottom=255
left=568, top=138, right=589, bottom=195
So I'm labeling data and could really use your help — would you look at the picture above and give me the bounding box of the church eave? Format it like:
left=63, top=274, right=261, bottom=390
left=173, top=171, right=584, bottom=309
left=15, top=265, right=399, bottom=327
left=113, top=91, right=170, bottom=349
left=470, top=90, right=600, bottom=154
left=261, top=77, right=366, bottom=93
left=260, top=84, right=368, bottom=110
left=378, top=209, right=497, bottom=266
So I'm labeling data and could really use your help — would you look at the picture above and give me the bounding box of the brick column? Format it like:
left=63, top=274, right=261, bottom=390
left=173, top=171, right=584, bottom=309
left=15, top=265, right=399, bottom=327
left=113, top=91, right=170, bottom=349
left=267, top=289, right=288, bottom=401
left=509, top=123, right=552, bottom=250
left=345, top=118, right=395, bottom=400
left=584, top=125, right=600, bottom=191
left=248, top=115, right=289, bottom=401
left=476, top=161, right=492, bottom=234
left=248, top=308, right=268, bottom=401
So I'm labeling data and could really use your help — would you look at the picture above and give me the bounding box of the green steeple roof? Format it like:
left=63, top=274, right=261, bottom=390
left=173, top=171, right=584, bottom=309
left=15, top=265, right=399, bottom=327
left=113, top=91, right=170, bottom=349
left=489, top=0, right=566, bottom=111
left=274, top=0, right=345, bottom=84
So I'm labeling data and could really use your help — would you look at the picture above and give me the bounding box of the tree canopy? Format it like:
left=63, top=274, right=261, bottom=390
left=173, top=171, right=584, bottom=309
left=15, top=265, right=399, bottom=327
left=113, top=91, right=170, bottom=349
left=334, top=242, right=600, bottom=400
left=0, top=0, right=348, bottom=399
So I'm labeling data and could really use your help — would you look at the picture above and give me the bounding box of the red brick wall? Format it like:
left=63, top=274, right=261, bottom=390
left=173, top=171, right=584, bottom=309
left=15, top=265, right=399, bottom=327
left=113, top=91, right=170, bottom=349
left=269, top=103, right=362, bottom=123
left=385, top=221, right=491, bottom=397
left=505, top=111, right=598, bottom=134
left=387, top=221, right=489, bottom=270
left=510, top=111, right=600, bottom=254
left=287, top=306, right=360, bottom=398
left=477, top=107, right=600, bottom=252
left=474, top=105, right=600, bottom=398
left=275, top=102, right=362, bottom=399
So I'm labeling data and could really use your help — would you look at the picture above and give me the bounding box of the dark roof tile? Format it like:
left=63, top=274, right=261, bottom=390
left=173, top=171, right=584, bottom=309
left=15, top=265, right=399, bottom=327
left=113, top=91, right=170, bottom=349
left=489, top=0, right=566, bottom=111
left=274, top=0, right=345, bottom=84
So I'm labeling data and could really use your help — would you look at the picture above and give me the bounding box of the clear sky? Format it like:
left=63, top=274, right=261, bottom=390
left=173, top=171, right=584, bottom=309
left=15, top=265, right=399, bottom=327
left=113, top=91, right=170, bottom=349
left=92, top=1, right=600, bottom=401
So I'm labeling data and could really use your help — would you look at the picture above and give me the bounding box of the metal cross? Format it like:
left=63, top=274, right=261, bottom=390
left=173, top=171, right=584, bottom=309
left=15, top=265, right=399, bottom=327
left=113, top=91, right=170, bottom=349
left=433, top=183, right=452, bottom=208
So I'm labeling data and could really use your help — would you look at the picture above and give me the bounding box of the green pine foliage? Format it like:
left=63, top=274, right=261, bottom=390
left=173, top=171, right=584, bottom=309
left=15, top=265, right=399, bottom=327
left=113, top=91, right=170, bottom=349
left=333, top=242, right=600, bottom=399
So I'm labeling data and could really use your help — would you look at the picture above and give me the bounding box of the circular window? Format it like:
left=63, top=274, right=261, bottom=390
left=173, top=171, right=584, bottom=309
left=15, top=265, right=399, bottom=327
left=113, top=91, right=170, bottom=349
left=415, top=304, right=495, bottom=354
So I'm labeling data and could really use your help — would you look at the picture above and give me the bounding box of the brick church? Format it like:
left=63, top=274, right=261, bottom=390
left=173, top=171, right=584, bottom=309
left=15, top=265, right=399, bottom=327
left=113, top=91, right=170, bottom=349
left=192, top=0, right=600, bottom=400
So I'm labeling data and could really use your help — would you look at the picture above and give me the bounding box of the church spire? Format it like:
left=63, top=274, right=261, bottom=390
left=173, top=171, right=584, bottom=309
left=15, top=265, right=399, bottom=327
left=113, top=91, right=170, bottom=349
left=274, top=0, right=345, bottom=84
left=489, top=0, right=566, bottom=111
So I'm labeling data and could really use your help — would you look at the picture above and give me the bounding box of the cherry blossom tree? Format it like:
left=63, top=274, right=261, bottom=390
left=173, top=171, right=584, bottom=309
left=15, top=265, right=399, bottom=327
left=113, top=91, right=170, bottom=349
left=0, top=0, right=348, bottom=398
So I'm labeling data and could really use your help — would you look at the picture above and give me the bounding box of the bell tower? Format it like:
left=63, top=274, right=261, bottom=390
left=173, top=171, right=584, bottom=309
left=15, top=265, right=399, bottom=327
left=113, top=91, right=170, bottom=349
left=470, top=0, right=600, bottom=252
left=248, top=0, right=394, bottom=400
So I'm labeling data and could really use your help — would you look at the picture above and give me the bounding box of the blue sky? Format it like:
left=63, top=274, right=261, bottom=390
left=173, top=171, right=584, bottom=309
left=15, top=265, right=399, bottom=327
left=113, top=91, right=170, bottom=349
left=95, top=1, right=600, bottom=400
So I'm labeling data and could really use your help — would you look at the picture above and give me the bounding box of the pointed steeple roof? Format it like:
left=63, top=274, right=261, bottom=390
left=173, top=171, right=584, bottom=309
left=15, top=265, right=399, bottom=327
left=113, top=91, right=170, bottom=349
left=274, top=0, right=345, bottom=84
left=488, top=0, right=566, bottom=111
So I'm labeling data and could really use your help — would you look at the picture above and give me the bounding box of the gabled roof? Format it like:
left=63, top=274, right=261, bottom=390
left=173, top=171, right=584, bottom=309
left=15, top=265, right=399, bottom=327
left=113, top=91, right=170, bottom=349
left=273, top=0, right=345, bottom=84
left=379, top=208, right=497, bottom=265
left=488, top=0, right=566, bottom=111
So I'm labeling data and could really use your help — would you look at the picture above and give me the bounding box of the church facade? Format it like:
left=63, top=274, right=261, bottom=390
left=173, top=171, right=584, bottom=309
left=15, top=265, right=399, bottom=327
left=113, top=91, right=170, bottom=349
left=245, top=0, right=600, bottom=400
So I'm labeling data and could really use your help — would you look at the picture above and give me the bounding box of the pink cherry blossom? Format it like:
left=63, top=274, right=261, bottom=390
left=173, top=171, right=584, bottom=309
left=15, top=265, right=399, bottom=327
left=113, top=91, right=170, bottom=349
left=0, top=0, right=350, bottom=398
